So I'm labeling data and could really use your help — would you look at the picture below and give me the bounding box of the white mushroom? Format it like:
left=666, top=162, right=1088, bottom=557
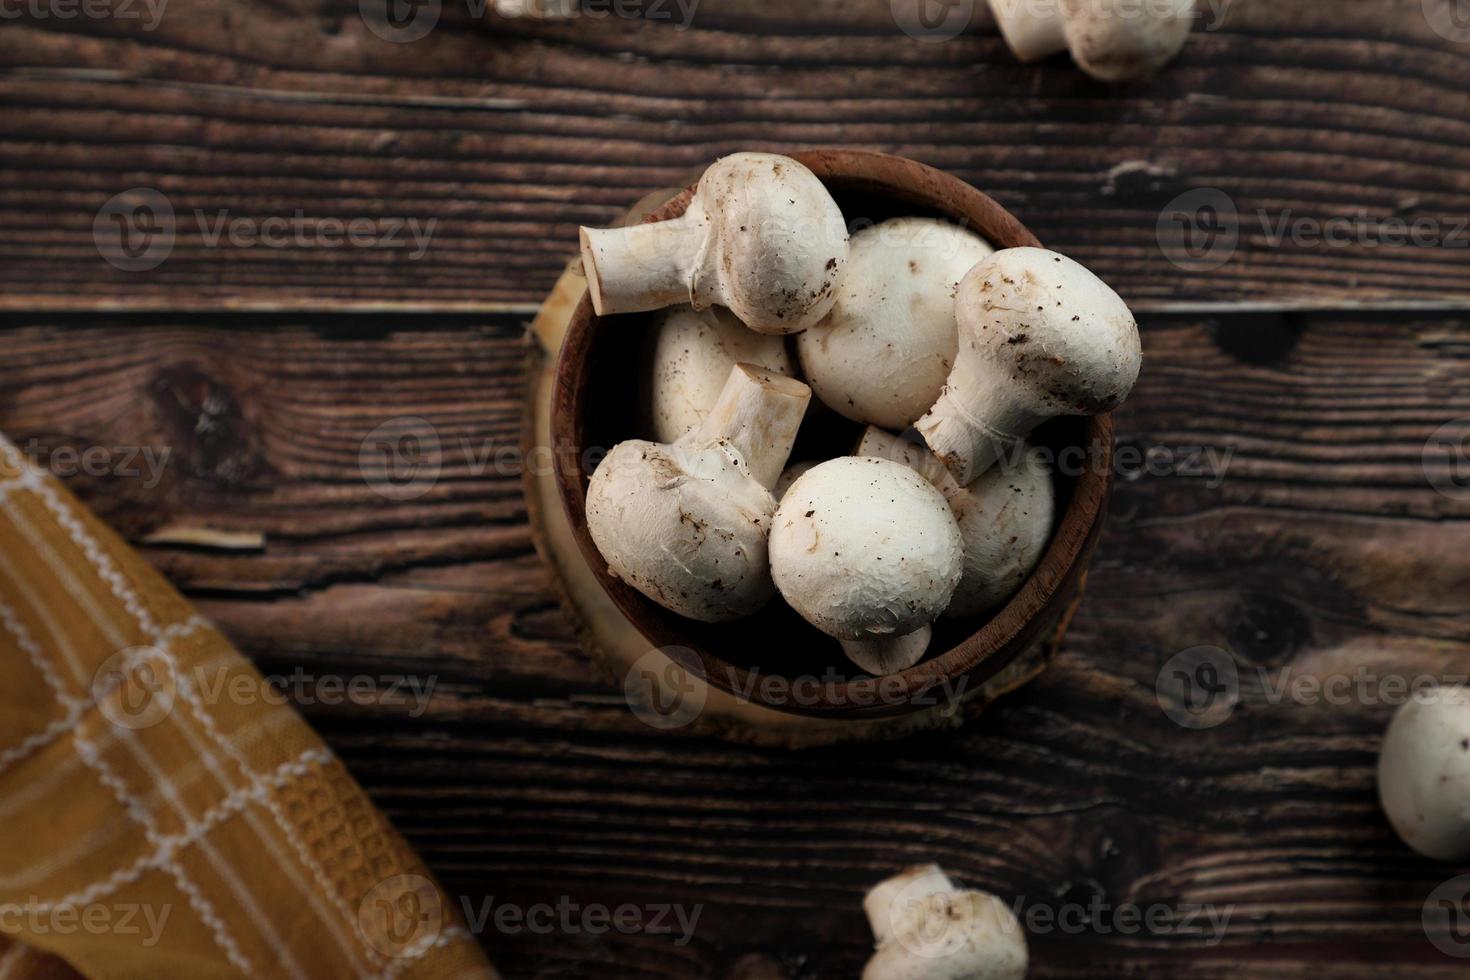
left=991, top=0, right=1196, bottom=82
left=642, top=304, right=795, bottom=443
left=586, top=363, right=811, bottom=622
left=579, top=152, right=849, bottom=335
left=774, top=461, right=819, bottom=502
left=797, top=217, right=993, bottom=429
left=916, top=247, right=1140, bottom=485
left=1377, top=689, right=1470, bottom=860
left=856, top=427, right=1055, bottom=620
left=862, top=864, right=1028, bottom=980
left=770, top=457, right=962, bottom=674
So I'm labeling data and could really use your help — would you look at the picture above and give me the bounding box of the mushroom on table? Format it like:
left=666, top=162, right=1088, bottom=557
left=1377, top=690, right=1470, bottom=861
left=991, top=0, right=1196, bottom=82
left=862, top=864, right=1028, bottom=980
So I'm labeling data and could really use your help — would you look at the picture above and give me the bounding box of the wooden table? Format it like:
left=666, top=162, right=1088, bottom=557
left=3, top=1, right=1470, bottom=975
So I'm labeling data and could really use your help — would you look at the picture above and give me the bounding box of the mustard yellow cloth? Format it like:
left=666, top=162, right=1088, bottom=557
left=0, top=436, right=497, bottom=980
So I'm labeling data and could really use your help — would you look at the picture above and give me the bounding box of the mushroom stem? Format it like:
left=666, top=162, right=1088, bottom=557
left=863, top=864, right=955, bottom=945
left=684, top=363, right=811, bottom=491
left=580, top=214, right=707, bottom=317
left=991, top=0, right=1067, bottom=61
left=918, top=372, right=1048, bottom=485
left=840, top=626, right=933, bottom=677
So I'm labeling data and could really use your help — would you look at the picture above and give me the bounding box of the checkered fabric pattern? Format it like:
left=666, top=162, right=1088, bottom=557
left=0, top=436, right=497, bottom=980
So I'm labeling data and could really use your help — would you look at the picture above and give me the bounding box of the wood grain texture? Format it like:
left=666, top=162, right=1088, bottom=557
left=2, top=0, right=1470, bottom=312
left=1, top=312, right=1467, bottom=976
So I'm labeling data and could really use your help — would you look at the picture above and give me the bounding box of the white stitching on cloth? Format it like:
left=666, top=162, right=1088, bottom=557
left=16, top=470, right=383, bottom=975
left=0, top=537, right=254, bottom=974
left=1, top=749, right=334, bottom=916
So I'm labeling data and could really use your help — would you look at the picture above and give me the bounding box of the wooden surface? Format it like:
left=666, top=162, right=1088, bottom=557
left=4, top=1, right=1470, bottom=977
left=3, top=0, right=1470, bottom=312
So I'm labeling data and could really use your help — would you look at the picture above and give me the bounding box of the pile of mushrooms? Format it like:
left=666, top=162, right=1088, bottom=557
left=580, top=152, right=1141, bottom=676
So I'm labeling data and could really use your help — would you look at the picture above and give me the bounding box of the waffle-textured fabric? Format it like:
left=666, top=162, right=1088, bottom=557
left=0, top=436, right=497, bottom=980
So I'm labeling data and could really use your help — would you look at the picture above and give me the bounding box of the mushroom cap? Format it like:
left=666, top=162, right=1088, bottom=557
left=643, top=305, right=795, bottom=443
left=1061, top=0, right=1194, bottom=83
left=862, top=865, right=1028, bottom=980
left=798, top=218, right=993, bottom=429
left=586, top=438, right=776, bottom=622
left=689, top=152, right=850, bottom=335
left=1377, top=690, right=1470, bottom=860
left=945, top=446, right=1056, bottom=619
left=957, top=247, right=1141, bottom=417
left=774, top=460, right=820, bottom=501
left=770, top=457, right=962, bottom=641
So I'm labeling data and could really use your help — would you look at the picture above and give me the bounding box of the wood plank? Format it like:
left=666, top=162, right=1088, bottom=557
left=0, top=311, right=1467, bottom=975
left=2, top=0, right=1469, bottom=312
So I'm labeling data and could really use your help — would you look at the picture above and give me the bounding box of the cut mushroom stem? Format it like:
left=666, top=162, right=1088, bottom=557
left=862, top=864, right=1028, bottom=980
left=579, top=152, right=849, bottom=334
left=581, top=217, right=707, bottom=317
left=585, top=363, right=811, bottom=622
left=916, top=248, right=1140, bottom=485
left=692, top=363, right=811, bottom=491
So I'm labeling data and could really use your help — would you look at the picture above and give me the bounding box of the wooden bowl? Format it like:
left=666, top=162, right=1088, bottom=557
left=552, top=149, right=1113, bottom=720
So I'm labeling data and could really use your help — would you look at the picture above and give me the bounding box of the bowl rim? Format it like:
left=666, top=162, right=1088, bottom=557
left=551, top=148, right=1114, bottom=719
